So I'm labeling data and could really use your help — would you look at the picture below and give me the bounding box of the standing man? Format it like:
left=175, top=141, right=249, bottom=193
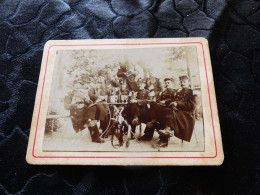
left=117, top=64, right=138, bottom=91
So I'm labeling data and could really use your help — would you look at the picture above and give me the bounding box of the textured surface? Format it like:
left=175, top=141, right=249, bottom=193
left=0, top=0, right=260, bottom=194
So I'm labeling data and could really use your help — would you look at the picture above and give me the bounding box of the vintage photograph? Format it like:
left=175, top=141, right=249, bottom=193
left=42, top=46, right=204, bottom=152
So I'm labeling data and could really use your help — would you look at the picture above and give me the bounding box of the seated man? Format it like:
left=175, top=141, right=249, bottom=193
left=138, top=78, right=176, bottom=142
left=87, top=81, right=110, bottom=142
left=146, top=72, right=162, bottom=99
left=157, top=76, right=196, bottom=147
left=131, top=79, right=149, bottom=125
left=64, top=81, right=105, bottom=143
left=119, top=80, right=130, bottom=102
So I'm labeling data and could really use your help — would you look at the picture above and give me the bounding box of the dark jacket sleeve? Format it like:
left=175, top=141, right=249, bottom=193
left=176, top=90, right=196, bottom=111
left=117, top=67, right=127, bottom=78
left=156, top=78, right=163, bottom=92
left=111, top=79, right=120, bottom=87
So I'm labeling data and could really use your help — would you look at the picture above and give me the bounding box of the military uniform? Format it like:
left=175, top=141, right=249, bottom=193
left=64, top=90, right=89, bottom=133
left=148, top=88, right=176, bottom=121
left=164, top=88, right=196, bottom=142
left=120, top=88, right=130, bottom=95
left=146, top=76, right=162, bottom=99
left=130, top=88, right=150, bottom=121
left=117, top=68, right=138, bottom=91
left=87, top=87, right=109, bottom=130
left=136, top=89, right=148, bottom=100
left=138, top=88, right=176, bottom=141
left=158, top=88, right=176, bottom=105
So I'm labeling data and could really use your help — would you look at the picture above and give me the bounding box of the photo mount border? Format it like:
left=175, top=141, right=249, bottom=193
left=32, top=42, right=218, bottom=159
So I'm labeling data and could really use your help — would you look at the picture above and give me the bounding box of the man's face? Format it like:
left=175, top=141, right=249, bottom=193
left=107, top=69, right=113, bottom=78
left=180, top=79, right=189, bottom=89
left=128, top=75, right=135, bottom=82
left=121, top=82, right=126, bottom=89
left=148, top=84, right=154, bottom=90
left=139, top=83, right=145, bottom=90
left=164, top=80, right=172, bottom=89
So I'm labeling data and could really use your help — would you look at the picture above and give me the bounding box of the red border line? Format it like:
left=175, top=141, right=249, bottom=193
left=32, top=42, right=217, bottom=159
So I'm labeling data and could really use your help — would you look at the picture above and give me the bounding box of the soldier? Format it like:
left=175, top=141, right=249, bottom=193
left=131, top=79, right=149, bottom=126
left=156, top=75, right=196, bottom=147
left=118, top=80, right=130, bottom=103
left=119, top=79, right=147, bottom=139
left=105, top=70, right=120, bottom=92
left=64, top=81, right=87, bottom=132
left=87, top=81, right=110, bottom=140
left=146, top=72, right=162, bottom=99
left=64, top=81, right=105, bottom=143
left=146, top=84, right=157, bottom=102
left=119, top=80, right=130, bottom=95
left=138, top=78, right=176, bottom=142
left=117, top=64, right=138, bottom=91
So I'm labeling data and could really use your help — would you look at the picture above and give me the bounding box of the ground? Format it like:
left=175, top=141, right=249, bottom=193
left=43, top=118, right=204, bottom=152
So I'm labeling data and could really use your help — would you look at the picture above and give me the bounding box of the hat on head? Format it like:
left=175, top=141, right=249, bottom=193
left=164, top=78, right=173, bottom=82
left=179, top=75, right=189, bottom=81
left=138, top=79, right=146, bottom=84
left=128, top=71, right=136, bottom=77
left=119, top=78, right=125, bottom=84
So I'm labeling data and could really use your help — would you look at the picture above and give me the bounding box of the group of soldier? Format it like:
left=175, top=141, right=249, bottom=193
left=64, top=63, right=196, bottom=148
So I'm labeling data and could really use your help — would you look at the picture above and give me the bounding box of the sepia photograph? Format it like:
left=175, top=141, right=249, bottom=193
left=26, top=38, right=223, bottom=165
left=43, top=46, right=204, bottom=152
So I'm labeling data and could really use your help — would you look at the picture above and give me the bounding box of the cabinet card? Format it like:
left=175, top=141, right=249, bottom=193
left=26, top=38, right=224, bottom=165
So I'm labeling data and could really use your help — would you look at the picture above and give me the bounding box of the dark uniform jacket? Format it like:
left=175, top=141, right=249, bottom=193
left=136, top=89, right=149, bottom=106
left=137, top=89, right=148, bottom=100
left=120, top=88, right=130, bottom=95
left=157, top=88, right=176, bottom=106
left=166, top=88, right=196, bottom=142
left=117, top=68, right=138, bottom=91
left=87, top=87, right=109, bottom=123
left=64, top=90, right=89, bottom=133
left=146, top=76, right=162, bottom=97
left=147, top=89, right=156, bottom=101
left=105, top=77, right=120, bottom=91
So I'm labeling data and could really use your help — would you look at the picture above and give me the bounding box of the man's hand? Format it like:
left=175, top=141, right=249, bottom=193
left=130, top=99, right=137, bottom=103
left=170, top=102, right=177, bottom=107
left=170, top=102, right=178, bottom=110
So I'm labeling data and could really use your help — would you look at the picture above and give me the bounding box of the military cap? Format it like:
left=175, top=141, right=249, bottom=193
left=179, top=75, right=189, bottom=81
left=164, top=78, right=173, bottom=82
left=128, top=71, right=136, bottom=77
left=138, top=79, right=146, bottom=84
left=119, top=78, right=124, bottom=84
